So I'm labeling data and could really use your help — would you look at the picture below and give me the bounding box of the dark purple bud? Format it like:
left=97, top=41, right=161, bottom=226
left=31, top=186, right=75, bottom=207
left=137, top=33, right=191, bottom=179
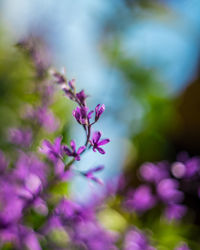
left=72, top=106, right=93, bottom=125
left=76, top=90, right=88, bottom=106
left=52, top=71, right=66, bottom=84
left=68, top=79, right=75, bottom=90
left=95, top=104, right=105, bottom=122
left=63, top=88, right=75, bottom=100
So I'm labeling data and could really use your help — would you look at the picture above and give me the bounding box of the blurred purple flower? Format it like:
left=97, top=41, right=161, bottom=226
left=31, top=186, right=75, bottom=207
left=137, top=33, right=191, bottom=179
left=124, top=228, right=155, bottom=250
left=0, top=180, right=24, bottom=226
left=157, top=178, right=183, bottom=204
left=90, top=131, right=110, bottom=154
left=125, top=185, right=156, bottom=213
left=171, top=162, right=186, bottom=179
left=95, top=104, right=105, bottom=122
left=55, top=198, right=81, bottom=220
left=140, top=162, right=169, bottom=183
left=81, top=166, right=104, bottom=185
left=171, top=158, right=200, bottom=179
left=165, top=204, right=187, bottom=221
left=74, top=220, right=118, bottom=250
left=63, top=140, right=85, bottom=161
left=8, top=128, right=32, bottom=147
left=36, top=107, right=59, bottom=133
left=184, top=157, right=200, bottom=178
left=39, top=137, right=63, bottom=162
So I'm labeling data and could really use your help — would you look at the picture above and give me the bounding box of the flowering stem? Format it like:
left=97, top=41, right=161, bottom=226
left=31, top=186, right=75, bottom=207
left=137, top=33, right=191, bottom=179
left=85, top=124, right=91, bottom=146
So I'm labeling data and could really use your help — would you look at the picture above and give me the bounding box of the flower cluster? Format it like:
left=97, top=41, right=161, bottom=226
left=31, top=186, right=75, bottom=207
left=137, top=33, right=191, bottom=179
left=124, top=153, right=200, bottom=226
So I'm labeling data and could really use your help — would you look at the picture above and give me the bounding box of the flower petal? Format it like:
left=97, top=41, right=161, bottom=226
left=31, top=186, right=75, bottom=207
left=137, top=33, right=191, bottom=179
left=97, top=147, right=105, bottom=154
left=92, top=131, right=101, bottom=143
left=70, top=140, right=76, bottom=152
left=63, top=146, right=72, bottom=156
left=77, top=145, right=86, bottom=155
left=88, top=110, right=94, bottom=119
left=54, top=136, right=62, bottom=152
left=98, top=138, right=110, bottom=146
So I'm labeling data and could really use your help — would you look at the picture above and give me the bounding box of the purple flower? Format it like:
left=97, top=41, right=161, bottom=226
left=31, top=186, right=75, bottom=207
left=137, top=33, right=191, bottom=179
left=74, top=220, right=118, bottom=250
left=164, top=204, right=187, bottom=221
left=124, top=228, right=155, bottom=250
left=72, top=106, right=93, bottom=125
left=63, top=140, right=85, bottom=161
left=8, top=128, right=32, bottom=147
left=14, top=153, right=47, bottom=198
left=95, top=104, right=105, bottom=122
left=0, top=180, right=24, bottom=225
left=140, top=162, right=169, bottom=183
left=76, top=90, right=88, bottom=106
left=55, top=198, right=81, bottom=219
left=36, top=107, right=59, bottom=133
left=157, top=178, right=183, bottom=204
left=39, top=136, right=63, bottom=162
left=171, top=158, right=200, bottom=179
left=171, top=162, right=186, bottom=179
left=81, top=166, right=104, bottom=185
left=125, top=185, right=156, bottom=213
left=90, top=131, right=110, bottom=154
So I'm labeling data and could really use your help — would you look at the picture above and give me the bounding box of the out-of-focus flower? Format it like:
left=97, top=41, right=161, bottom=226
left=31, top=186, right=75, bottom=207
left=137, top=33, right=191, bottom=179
left=95, top=104, right=105, bottom=122
left=90, top=131, right=110, bottom=154
left=55, top=198, right=81, bottom=219
left=171, top=162, right=186, bottom=179
left=140, top=162, right=169, bottom=183
left=157, top=179, right=183, bottom=204
left=36, top=107, right=59, bottom=133
left=164, top=204, right=187, bottom=221
left=124, top=228, right=155, bottom=250
left=81, top=166, right=104, bottom=185
left=125, top=185, right=156, bottom=213
left=63, top=140, right=85, bottom=161
left=171, top=158, right=200, bottom=179
left=0, top=180, right=24, bottom=225
left=39, top=137, right=63, bottom=162
left=8, top=128, right=32, bottom=147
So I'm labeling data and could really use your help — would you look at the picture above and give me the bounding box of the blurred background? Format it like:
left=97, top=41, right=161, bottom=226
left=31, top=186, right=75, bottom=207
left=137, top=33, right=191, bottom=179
left=0, top=1, right=200, bottom=247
